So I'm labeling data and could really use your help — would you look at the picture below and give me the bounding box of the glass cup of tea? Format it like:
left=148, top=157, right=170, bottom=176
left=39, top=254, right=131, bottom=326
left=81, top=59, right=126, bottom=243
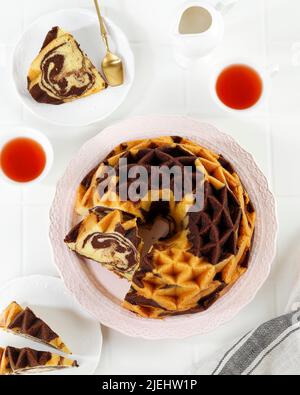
left=0, top=126, right=54, bottom=186
left=210, top=60, right=278, bottom=113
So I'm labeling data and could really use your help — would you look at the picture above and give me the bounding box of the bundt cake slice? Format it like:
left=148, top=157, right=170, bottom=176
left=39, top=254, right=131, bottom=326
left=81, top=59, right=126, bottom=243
left=28, top=27, right=107, bottom=105
left=0, top=302, right=71, bottom=354
left=65, top=209, right=143, bottom=280
left=0, top=346, right=78, bottom=375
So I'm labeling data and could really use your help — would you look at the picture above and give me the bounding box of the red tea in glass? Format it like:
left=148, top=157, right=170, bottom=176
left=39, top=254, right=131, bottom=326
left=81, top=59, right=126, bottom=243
left=0, top=137, right=46, bottom=183
left=216, top=64, right=263, bottom=110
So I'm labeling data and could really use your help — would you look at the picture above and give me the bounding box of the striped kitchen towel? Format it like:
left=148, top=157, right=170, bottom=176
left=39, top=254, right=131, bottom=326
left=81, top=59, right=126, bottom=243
left=194, top=309, right=300, bottom=375
left=193, top=242, right=300, bottom=375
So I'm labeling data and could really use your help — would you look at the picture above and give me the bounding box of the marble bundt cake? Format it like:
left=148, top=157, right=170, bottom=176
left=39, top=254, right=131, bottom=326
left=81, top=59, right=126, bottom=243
left=28, top=27, right=107, bottom=105
left=0, top=346, right=78, bottom=375
left=65, top=137, right=256, bottom=318
left=0, top=302, right=71, bottom=353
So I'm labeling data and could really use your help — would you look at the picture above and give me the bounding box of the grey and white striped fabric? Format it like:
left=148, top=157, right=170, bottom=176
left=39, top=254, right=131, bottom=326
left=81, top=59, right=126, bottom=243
left=193, top=246, right=300, bottom=375
left=194, top=309, right=300, bottom=375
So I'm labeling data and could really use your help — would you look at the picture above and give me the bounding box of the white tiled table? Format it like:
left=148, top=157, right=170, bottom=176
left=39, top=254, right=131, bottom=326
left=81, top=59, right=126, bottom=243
left=1, top=0, right=299, bottom=375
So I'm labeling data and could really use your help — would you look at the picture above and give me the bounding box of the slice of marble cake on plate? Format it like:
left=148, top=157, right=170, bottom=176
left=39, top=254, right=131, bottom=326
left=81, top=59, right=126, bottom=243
left=0, top=302, right=71, bottom=354
left=0, top=346, right=78, bottom=375
left=28, top=26, right=107, bottom=105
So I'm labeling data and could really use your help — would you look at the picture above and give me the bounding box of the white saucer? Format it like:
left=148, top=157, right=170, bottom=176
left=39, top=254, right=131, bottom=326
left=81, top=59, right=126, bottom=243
left=12, top=8, right=135, bottom=127
left=0, top=275, right=102, bottom=375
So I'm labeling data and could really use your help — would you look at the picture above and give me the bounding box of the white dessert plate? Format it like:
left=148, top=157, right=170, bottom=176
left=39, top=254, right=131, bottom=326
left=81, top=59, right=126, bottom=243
left=0, top=275, right=102, bottom=375
left=12, top=8, right=135, bottom=127
left=49, top=115, right=278, bottom=340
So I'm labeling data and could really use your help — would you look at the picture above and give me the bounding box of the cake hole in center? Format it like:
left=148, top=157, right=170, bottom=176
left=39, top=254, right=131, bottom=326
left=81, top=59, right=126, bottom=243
left=138, top=217, right=171, bottom=258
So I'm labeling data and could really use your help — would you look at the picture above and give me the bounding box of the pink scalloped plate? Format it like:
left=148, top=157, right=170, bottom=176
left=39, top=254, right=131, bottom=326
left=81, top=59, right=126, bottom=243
left=49, top=115, right=278, bottom=339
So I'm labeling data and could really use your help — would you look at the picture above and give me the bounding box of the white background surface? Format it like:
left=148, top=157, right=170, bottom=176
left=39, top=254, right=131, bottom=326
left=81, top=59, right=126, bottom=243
left=0, top=0, right=299, bottom=374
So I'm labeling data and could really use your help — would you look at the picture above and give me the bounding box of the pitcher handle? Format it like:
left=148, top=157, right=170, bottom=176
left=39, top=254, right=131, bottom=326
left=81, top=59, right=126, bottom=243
left=215, top=0, right=239, bottom=15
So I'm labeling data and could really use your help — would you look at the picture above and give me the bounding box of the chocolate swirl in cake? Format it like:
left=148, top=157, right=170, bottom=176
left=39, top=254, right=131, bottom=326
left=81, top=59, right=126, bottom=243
left=83, top=232, right=139, bottom=274
left=28, top=27, right=107, bottom=105
left=65, top=210, right=143, bottom=280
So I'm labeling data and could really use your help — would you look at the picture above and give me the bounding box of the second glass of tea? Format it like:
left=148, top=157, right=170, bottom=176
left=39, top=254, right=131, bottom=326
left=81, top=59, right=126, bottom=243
left=211, top=61, right=271, bottom=113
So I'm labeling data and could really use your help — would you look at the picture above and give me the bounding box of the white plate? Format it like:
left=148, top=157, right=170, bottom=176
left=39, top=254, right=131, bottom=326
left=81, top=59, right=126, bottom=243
left=0, top=275, right=102, bottom=375
left=12, top=8, right=135, bottom=127
left=50, top=115, right=278, bottom=340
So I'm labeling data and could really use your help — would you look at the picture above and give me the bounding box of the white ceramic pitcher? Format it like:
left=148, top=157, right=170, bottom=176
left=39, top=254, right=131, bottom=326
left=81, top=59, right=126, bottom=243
left=171, top=0, right=238, bottom=67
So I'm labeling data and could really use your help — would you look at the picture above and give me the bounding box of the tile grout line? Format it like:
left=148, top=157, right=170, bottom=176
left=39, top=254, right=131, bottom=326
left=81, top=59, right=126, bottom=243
left=262, top=0, right=274, bottom=192
left=21, top=1, right=26, bottom=122
left=263, top=0, right=279, bottom=316
left=263, top=0, right=276, bottom=194
left=183, top=68, right=188, bottom=115
left=20, top=1, right=25, bottom=278
left=20, top=190, right=24, bottom=277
